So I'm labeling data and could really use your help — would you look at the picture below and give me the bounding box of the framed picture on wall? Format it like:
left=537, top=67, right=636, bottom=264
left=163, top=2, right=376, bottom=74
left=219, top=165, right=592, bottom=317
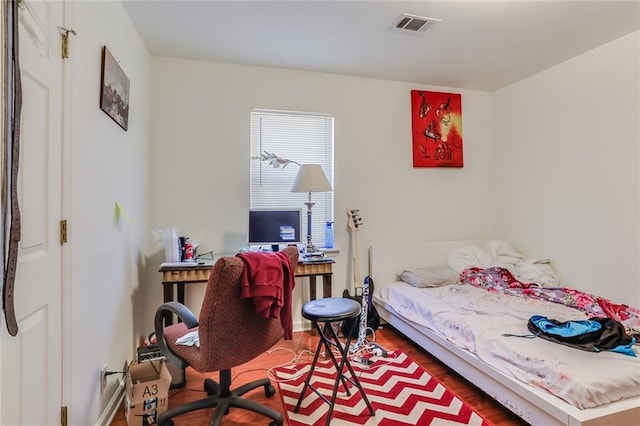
left=100, top=46, right=130, bottom=131
left=410, top=90, right=463, bottom=167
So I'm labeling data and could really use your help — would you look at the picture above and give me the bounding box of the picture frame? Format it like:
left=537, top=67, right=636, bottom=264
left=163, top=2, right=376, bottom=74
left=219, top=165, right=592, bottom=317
left=410, top=90, right=463, bottom=167
left=100, top=46, right=130, bottom=131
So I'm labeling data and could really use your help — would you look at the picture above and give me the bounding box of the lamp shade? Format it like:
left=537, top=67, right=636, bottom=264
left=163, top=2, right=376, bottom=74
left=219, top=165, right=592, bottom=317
left=291, top=164, right=332, bottom=193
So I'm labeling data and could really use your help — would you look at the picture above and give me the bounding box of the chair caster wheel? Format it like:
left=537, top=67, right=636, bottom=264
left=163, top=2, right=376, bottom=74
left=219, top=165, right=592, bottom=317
left=159, top=420, right=173, bottom=426
left=268, top=421, right=282, bottom=426
left=204, top=378, right=220, bottom=396
left=264, top=383, right=276, bottom=397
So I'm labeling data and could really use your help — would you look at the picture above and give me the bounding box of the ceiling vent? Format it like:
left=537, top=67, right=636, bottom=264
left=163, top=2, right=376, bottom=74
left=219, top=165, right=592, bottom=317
left=392, top=13, right=441, bottom=34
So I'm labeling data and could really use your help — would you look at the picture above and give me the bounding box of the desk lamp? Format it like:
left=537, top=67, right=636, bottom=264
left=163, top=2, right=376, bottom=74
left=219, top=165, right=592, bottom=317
left=291, top=164, right=332, bottom=253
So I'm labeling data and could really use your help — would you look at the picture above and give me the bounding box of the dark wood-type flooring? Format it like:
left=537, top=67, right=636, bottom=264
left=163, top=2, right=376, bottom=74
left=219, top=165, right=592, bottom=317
left=111, top=325, right=529, bottom=425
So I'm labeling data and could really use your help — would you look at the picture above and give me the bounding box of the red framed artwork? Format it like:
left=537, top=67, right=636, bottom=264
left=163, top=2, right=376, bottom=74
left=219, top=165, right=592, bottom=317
left=410, top=90, right=463, bottom=167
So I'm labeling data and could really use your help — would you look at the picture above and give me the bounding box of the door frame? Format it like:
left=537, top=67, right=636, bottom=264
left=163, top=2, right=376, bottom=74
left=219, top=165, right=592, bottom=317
left=60, top=0, right=73, bottom=413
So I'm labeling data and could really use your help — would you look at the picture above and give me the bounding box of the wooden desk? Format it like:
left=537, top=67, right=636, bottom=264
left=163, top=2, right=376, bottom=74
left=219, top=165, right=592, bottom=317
left=295, top=260, right=334, bottom=300
left=159, top=259, right=334, bottom=325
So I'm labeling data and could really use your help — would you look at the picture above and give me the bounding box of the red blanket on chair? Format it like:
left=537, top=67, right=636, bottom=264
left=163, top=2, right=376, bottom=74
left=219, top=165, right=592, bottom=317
left=237, top=251, right=296, bottom=339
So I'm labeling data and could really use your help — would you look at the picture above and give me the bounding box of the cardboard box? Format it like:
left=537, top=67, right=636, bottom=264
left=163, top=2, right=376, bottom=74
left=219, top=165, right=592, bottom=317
left=125, top=359, right=172, bottom=425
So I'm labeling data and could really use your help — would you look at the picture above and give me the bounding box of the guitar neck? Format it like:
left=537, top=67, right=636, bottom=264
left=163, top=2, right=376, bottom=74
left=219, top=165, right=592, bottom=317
left=354, top=224, right=368, bottom=349
left=346, top=209, right=371, bottom=351
left=352, top=231, right=361, bottom=291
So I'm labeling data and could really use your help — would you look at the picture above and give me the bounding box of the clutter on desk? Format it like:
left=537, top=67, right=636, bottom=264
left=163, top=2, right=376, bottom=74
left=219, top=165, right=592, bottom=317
left=152, top=227, right=181, bottom=262
left=152, top=226, right=199, bottom=265
left=325, top=221, right=334, bottom=248
left=302, top=251, right=326, bottom=262
left=159, top=261, right=197, bottom=268
left=178, top=236, right=196, bottom=261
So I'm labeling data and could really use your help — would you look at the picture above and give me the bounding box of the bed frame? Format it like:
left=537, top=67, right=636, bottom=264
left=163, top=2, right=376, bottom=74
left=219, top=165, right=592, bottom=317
left=369, top=240, right=640, bottom=426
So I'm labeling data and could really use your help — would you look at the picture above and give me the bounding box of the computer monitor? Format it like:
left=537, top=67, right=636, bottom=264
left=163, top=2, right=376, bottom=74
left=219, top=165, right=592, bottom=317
left=248, top=209, right=302, bottom=252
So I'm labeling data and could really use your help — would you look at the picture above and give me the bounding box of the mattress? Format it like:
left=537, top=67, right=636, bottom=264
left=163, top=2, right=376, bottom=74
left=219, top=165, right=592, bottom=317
left=380, top=281, right=640, bottom=409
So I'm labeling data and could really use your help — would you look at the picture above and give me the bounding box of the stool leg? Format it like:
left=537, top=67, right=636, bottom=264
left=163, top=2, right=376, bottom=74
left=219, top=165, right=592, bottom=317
left=323, top=321, right=353, bottom=396
left=340, top=353, right=375, bottom=416
left=338, top=320, right=376, bottom=417
left=324, top=326, right=352, bottom=425
left=293, top=321, right=325, bottom=413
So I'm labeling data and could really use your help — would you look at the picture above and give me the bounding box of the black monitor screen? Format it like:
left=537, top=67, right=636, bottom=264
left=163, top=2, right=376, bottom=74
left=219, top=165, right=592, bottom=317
left=248, top=209, right=302, bottom=246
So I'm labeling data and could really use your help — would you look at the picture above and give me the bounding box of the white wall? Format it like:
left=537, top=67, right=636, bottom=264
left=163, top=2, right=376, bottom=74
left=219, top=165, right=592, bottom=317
left=147, top=58, right=496, bottom=331
left=494, top=31, right=640, bottom=306
left=69, top=2, right=149, bottom=424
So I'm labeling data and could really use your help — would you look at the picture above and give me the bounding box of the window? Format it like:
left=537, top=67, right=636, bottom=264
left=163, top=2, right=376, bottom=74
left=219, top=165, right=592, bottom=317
left=250, top=110, right=334, bottom=248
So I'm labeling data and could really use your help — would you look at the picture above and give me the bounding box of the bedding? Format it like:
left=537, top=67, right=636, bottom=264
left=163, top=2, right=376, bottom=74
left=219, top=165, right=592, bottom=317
left=447, top=239, right=561, bottom=287
left=381, top=240, right=640, bottom=409
left=371, top=240, right=640, bottom=425
left=461, top=266, right=640, bottom=330
left=381, top=280, right=640, bottom=409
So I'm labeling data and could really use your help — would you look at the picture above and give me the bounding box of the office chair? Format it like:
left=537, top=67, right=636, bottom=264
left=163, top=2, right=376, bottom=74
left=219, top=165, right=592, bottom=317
left=154, top=246, right=299, bottom=426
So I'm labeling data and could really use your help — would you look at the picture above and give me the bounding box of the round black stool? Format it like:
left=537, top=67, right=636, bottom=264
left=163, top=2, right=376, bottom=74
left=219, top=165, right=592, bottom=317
left=294, top=298, right=375, bottom=425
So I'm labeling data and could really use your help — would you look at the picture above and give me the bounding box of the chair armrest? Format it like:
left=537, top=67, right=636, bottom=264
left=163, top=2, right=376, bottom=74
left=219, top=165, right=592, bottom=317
left=156, top=301, right=199, bottom=328
left=154, top=302, right=199, bottom=369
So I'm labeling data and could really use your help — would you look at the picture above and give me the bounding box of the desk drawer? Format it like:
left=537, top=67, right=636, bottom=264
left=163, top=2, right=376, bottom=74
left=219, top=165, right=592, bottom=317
left=296, top=262, right=332, bottom=275
left=162, top=268, right=211, bottom=283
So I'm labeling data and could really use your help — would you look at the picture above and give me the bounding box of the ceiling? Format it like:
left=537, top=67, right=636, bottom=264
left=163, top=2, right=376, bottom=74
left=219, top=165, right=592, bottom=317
left=122, top=1, right=640, bottom=91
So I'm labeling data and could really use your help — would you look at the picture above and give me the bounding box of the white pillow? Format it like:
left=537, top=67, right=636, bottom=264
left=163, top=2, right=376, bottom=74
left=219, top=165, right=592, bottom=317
left=400, top=266, right=460, bottom=288
left=446, top=245, right=494, bottom=273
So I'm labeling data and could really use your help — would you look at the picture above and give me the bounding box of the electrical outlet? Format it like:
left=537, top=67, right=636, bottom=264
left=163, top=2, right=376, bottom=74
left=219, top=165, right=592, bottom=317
left=100, top=365, right=107, bottom=394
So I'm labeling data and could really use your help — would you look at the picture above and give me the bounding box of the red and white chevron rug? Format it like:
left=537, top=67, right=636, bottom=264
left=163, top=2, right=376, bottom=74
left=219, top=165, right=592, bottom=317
left=274, top=350, right=493, bottom=426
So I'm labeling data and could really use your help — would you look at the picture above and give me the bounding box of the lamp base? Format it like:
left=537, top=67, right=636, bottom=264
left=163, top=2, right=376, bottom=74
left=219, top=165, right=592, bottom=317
left=304, top=198, right=319, bottom=253
left=305, top=239, right=318, bottom=254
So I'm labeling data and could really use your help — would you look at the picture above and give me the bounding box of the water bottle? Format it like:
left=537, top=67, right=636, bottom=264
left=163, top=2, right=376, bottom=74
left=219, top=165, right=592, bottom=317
left=325, top=221, right=334, bottom=248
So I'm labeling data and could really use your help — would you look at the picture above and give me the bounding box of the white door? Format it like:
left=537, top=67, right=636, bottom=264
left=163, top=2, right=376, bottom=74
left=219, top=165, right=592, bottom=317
left=1, top=0, right=64, bottom=424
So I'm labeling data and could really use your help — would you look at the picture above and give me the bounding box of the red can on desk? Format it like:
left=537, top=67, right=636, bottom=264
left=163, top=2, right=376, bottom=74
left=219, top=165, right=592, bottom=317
left=184, top=242, right=193, bottom=261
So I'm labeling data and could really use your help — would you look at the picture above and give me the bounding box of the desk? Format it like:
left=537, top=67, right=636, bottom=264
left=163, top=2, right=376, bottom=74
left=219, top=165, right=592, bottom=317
left=159, top=259, right=334, bottom=325
left=295, top=260, right=334, bottom=300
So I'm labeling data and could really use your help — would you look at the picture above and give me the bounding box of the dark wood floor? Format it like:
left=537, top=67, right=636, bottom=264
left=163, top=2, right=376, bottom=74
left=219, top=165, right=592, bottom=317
left=111, top=325, right=529, bottom=425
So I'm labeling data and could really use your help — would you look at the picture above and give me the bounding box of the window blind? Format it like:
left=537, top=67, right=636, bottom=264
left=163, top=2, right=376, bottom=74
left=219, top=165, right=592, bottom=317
left=250, top=110, right=334, bottom=248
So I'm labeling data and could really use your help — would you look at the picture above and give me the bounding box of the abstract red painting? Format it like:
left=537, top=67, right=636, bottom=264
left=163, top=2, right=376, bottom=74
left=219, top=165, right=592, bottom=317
left=411, top=90, right=463, bottom=167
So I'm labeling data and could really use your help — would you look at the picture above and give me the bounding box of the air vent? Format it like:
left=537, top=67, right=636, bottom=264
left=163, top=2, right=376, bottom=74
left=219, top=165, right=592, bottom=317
left=392, top=13, right=441, bottom=34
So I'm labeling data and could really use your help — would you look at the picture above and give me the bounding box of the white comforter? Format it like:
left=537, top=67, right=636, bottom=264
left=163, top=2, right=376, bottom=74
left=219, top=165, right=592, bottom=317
left=381, top=281, right=640, bottom=409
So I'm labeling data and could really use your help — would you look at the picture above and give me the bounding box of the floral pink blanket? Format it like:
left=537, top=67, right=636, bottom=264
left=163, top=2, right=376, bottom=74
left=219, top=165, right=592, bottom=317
left=461, top=267, right=640, bottom=329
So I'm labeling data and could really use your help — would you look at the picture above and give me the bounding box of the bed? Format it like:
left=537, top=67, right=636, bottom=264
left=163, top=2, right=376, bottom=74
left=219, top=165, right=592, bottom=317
left=369, top=240, right=640, bottom=426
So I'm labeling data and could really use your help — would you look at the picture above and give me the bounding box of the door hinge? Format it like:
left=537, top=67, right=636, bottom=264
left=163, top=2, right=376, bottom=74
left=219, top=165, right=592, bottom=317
left=60, top=220, right=67, bottom=245
left=60, top=406, right=68, bottom=426
left=58, top=27, right=76, bottom=59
